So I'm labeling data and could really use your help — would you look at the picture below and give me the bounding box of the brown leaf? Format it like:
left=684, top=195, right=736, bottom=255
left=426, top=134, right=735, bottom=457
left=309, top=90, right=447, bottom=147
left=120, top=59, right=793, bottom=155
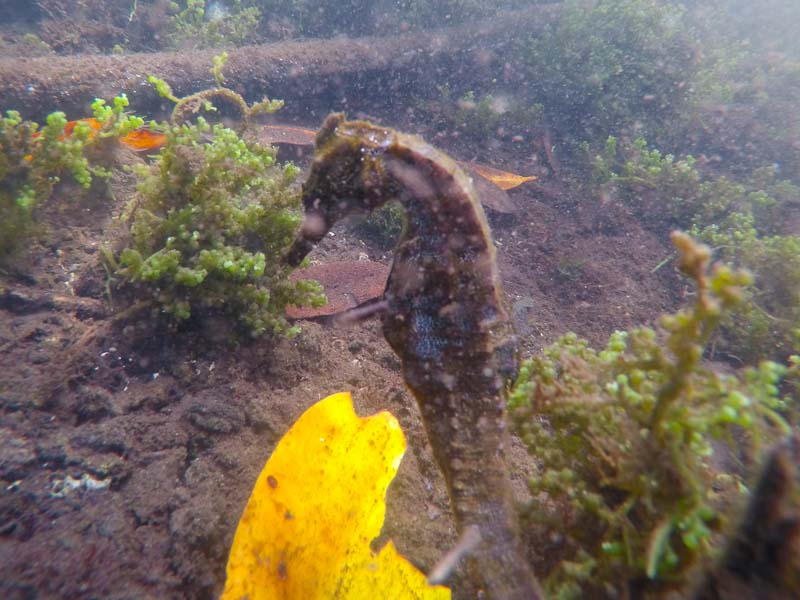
left=287, top=260, right=389, bottom=319
left=259, top=124, right=317, bottom=146
left=470, top=173, right=517, bottom=214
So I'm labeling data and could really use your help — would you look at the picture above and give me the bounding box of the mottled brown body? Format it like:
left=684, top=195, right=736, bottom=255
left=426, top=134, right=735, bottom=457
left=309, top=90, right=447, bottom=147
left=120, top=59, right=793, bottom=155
left=287, top=114, right=541, bottom=598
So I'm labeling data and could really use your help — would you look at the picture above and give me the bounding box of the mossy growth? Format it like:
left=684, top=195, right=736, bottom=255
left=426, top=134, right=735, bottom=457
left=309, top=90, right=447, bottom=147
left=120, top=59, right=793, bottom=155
left=352, top=202, right=405, bottom=250
left=420, top=85, right=543, bottom=146
left=692, top=212, right=800, bottom=364
left=106, top=71, right=325, bottom=338
left=509, top=232, right=795, bottom=598
left=512, top=0, right=701, bottom=156
left=591, top=136, right=800, bottom=362
left=166, top=0, right=261, bottom=49
left=0, top=95, right=143, bottom=262
left=453, top=91, right=503, bottom=142
left=254, top=0, right=494, bottom=38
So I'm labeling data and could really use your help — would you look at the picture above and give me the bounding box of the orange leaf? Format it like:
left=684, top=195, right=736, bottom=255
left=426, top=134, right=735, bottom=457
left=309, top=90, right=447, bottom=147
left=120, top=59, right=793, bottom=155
left=29, top=117, right=167, bottom=154
left=120, top=129, right=167, bottom=152
left=30, top=117, right=102, bottom=143
left=459, top=161, right=537, bottom=190
left=63, top=117, right=103, bottom=137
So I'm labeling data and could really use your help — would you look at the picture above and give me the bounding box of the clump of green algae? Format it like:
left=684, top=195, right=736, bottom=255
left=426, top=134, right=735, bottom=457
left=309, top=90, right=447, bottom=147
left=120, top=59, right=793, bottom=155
left=166, top=0, right=261, bottom=49
left=509, top=232, right=795, bottom=598
left=105, top=61, right=324, bottom=338
left=590, top=136, right=800, bottom=363
left=0, top=95, right=142, bottom=262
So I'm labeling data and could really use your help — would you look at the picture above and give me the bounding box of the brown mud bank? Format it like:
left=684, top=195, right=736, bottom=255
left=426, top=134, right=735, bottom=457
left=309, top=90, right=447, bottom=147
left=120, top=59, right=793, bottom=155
left=0, top=4, right=564, bottom=121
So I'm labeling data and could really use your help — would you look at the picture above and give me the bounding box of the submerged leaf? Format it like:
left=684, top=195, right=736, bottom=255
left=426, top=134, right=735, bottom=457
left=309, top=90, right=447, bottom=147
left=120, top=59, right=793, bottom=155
left=646, top=518, right=674, bottom=579
left=460, top=161, right=537, bottom=190
left=121, top=128, right=168, bottom=151
left=221, top=392, right=450, bottom=600
left=259, top=124, right=317, bottom=146
left=286, top=260, right=389, bottom=319
left=30, top=117, right=167, bottom=152
left=470, top=173, right=517, bottom=214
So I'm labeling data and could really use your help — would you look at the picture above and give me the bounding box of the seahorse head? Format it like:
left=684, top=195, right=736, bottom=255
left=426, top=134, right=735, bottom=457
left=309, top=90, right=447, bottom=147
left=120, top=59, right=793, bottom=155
left=286, top=113, right=396, bottom=266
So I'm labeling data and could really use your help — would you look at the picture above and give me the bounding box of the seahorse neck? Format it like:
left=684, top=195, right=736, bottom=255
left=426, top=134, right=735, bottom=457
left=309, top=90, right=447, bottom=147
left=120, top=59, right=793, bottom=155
left=382, top=137, right=493, bottom=258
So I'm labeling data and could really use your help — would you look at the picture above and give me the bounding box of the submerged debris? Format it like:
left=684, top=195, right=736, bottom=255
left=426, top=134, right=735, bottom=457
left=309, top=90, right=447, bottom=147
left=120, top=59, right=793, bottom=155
left=286, top=260, right=390, bottom=319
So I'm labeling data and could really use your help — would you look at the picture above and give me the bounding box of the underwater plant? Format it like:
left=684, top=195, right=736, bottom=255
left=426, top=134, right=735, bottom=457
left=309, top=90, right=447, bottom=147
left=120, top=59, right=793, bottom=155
left=0, top=95, right=143, bottom=262
left=166, top=0, right=261, bottom=49
left=106, top=70, right=324, bottom=338
left=677, top=0, right=800, bottom=182
left=511, top=0, right=701, bottom=158
left=589, top=136, right=702, bottom=227
left=509, top=232, right=793, bottom=598
left=693, top=213, right=800, bottom=365
left=418, top=84, right=544, bottom=149
left=592, top=137, right=800, bottom=362
left=453, top=91, right=504, bottom=143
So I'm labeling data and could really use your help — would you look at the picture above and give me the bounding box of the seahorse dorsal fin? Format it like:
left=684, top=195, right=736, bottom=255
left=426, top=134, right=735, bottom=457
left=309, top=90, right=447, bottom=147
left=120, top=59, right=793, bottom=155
left=316, top=112, right=346, bottom=149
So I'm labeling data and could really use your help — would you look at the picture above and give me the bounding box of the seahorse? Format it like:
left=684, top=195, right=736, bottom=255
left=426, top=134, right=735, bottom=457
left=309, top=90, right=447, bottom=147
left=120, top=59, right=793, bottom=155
left=286, top=113, right=543, bottom=599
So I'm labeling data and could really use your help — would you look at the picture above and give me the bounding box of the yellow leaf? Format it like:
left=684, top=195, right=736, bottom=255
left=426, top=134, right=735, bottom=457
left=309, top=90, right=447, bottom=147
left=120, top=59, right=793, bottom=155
left=221, top=392, right=450, bottom=600
left=459, top=160, right=537, bottom=190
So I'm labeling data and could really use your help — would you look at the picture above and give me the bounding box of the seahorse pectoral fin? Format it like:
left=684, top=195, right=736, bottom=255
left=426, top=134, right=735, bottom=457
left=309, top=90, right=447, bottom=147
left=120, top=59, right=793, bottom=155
left=332, top=298, right=390, bottom=327
left=494, top=333, right=521, bottom=384
left=315, top=112, right=347, bottom=148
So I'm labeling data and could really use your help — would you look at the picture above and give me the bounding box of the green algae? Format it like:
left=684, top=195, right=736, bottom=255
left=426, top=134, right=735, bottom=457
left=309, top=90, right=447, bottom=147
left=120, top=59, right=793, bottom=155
left=106, top=67, right=324, bottom=338
left=0, top=95, right=143, bottom=263
left=509, top=232, right=795, bottom=598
